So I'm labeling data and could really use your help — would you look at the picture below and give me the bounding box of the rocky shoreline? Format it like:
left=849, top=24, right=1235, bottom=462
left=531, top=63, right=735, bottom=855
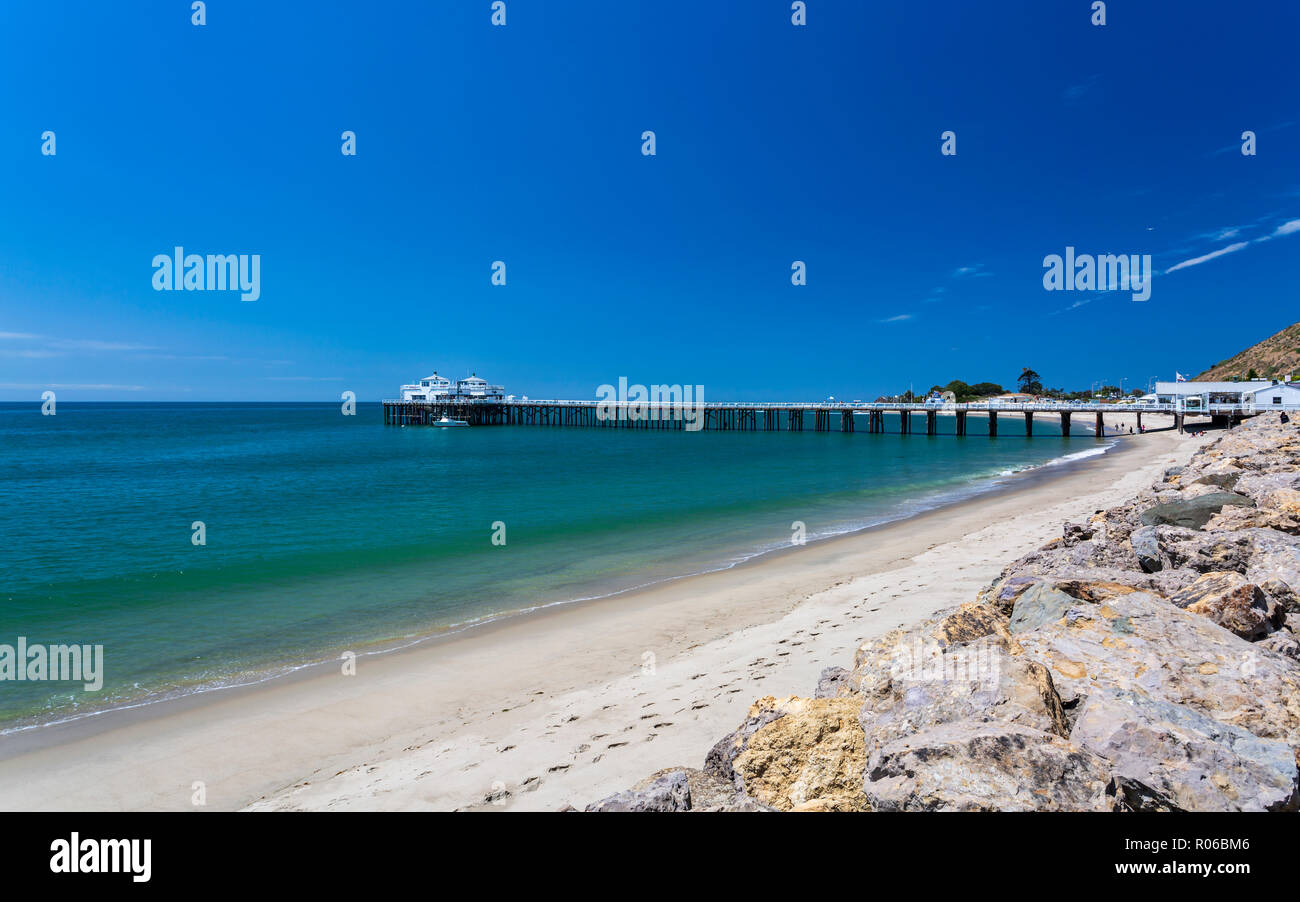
left=588, top=415, right=1300, bottom=811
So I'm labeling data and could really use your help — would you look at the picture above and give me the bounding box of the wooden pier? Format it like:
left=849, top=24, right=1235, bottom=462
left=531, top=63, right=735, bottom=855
left=382, top=399, right=1201, bottom=435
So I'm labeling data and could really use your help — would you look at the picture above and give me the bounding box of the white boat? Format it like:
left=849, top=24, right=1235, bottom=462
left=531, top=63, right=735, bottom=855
left=433, top=416, right=469, bottom=428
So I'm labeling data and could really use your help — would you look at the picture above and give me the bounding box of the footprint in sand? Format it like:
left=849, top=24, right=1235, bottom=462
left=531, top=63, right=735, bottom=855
left=607, top=741, right=629, bottom=749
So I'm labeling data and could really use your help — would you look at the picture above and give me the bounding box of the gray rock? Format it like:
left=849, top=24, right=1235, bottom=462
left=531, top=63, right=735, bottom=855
left=633, top=767, right=770, bottom=812
left=857, top=638, right=1069, bottom=755
left=1106, top=776, right=1184, bottom=812
left=1062, top=521, right=1094, bottom=544
left=1008, top=583, right=1078, bottom=634
left=585, top=771, right=691, bottom=812
left=1246, top=531, right=1300, bottom=614
left=815, top=666, right=850, bottom=699
left=864, top=721, right=1112, bottom=811
left=1236, top=472, right=1300, bottom=505
left=1011, top=590, right=1300, bottom=748
left=1139, top=492, right=1256, bottom=529
left=1160, top=527, right=1254, bottom=573
left=1072, top=687, right=1300, bottom=811
left=1258, top=626, right=1300, bottom=661
left=1130, top=526, right=1162, bottom=573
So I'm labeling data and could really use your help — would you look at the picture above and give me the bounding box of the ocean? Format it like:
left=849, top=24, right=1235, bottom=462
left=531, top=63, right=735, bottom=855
left=0, top=401, right=1110, bottom=731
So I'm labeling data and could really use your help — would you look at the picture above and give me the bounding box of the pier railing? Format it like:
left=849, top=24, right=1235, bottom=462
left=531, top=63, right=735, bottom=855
left=382, top=396, right=1300, bottom=434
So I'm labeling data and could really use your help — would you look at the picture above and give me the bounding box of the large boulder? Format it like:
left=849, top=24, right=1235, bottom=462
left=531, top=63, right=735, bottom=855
left=1265, top=488, right=1300, bottom=515
left=704, top=695, right=801, bottom=783
left=1205, top=505, right=1300, bottom=535
left=634, top=767, right=770, bottom=812
left=1139, top=492, right=1256, bottom=529
left=586, top=771, right=691, bottom=812
left=1159, top=527, right=1255, bottom=574
left=728, top=696, right=869, bottom=811
left=863, top=721, right=1112, bottom=811
left=1008, top=583, right=1078, bottom=634
left=1071, top=688, right=1300, bottom=811
left=1009, top=590, right=1300, bottom=756
left=1189, top=460, right=1245, bottom=490
left=1235, top=472, right=1300, bottom=504
left=857, top=637, right=1069, bottom=752
left=1168, top=571, right=1285, bottom=641
left=1259, top=627, right=1300, bottom=661
left=847, top=603, right=1017, bottom=698
left=1130, top=525, right=1162, bottom=573
left=1246, top=531, right=1300, bottom=615
left=814, top=666, right=851, bottom=699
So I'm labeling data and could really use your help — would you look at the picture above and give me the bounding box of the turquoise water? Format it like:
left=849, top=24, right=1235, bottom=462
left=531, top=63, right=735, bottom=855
left=0, top=402, right=1106, bottom=730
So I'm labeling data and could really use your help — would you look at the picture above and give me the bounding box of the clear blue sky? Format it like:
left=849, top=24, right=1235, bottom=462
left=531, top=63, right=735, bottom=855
left=2, top=0, right=1297, bottom=401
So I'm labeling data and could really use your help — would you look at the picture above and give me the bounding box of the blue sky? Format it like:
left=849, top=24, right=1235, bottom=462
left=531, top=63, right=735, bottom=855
left=1, top=0, right=1298, bottom=401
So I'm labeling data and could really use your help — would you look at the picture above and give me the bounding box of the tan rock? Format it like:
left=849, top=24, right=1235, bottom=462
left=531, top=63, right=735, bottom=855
left=848, top=603, right=1018, bottom=697
left=1011, top=591, right=1300, bottom=754
left=1205, top=505, right=1300, bottom=535
left=1265, top=487, right=1300, bottom=515
left=731, top=696, right=869, bottom=811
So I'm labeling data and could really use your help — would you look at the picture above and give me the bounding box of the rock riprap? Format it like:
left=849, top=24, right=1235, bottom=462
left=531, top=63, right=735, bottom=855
left=588, top=415, right=1300, bottom=812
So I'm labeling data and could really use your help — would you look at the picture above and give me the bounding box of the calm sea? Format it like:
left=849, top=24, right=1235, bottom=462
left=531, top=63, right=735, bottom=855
left=0, top=402, right=1108, bottom=730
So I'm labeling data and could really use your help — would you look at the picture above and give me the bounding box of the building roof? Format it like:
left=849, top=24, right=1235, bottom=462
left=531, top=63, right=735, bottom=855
left=1155, top=381, right=1271, bottom=394
left=1245, top=381, right=1300, bottom=396
left=459, top=375, right=487, bottom=384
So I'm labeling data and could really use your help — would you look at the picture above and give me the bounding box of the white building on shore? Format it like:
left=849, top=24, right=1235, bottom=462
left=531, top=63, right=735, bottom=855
left=1154, top=378, right=1299, bottom=412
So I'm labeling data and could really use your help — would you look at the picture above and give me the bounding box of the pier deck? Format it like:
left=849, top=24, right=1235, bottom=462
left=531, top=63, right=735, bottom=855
left=381, top=399, right=1287, bottom=434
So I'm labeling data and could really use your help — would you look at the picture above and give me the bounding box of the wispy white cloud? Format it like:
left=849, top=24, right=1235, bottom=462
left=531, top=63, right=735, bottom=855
left=0, top=331, right=42, bottom=340
left=1164, top=216, right=1300, bottom=275
left=879, top=314, right=913, bottom=323
left=1164, top=241, right=1249, bottom=274
left=1265, top=219, right=1300, bottom=238
left=48, top=339, right=159, bottom=352
left=0, top=349, right=61, bottom=358
left=135, top=353, right=232, bottom=361
left=0, top=383, right=147, bottom=391
left=1064, top=75, right=1100, bottom=101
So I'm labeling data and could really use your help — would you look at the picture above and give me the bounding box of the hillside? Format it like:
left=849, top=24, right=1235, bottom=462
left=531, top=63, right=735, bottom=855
left=1196, top=320, right=1300, bottom=382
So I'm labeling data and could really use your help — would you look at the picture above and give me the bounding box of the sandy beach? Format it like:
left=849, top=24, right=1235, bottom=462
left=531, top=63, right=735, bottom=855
left=0, top=414, right=1208, bottom=812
